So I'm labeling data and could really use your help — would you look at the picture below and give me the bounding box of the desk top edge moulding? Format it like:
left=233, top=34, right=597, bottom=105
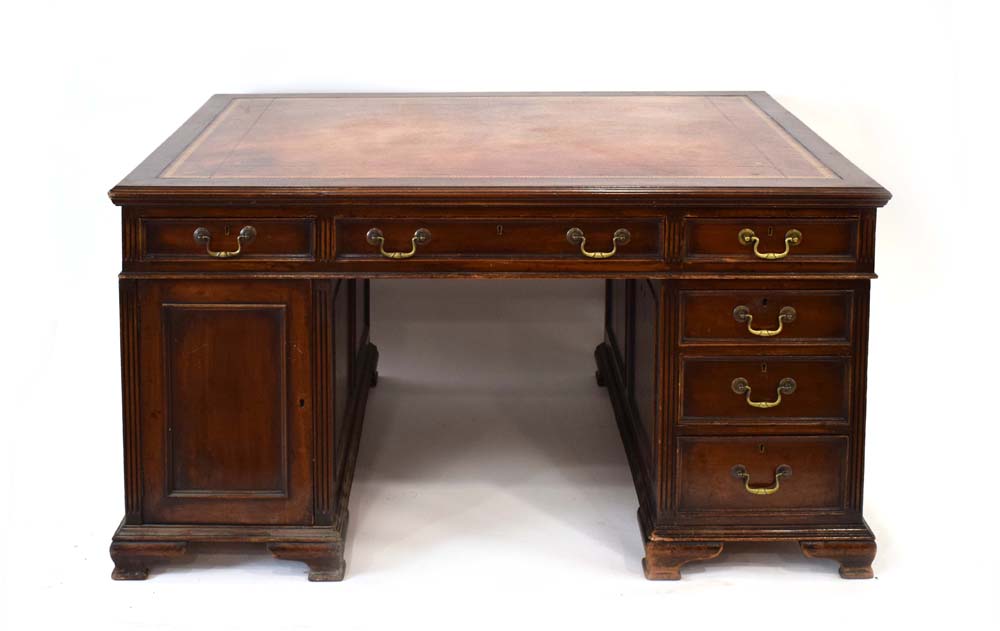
left=109, top=92, right=890, bottom=204
left=108, top=92, right=890, bottom=581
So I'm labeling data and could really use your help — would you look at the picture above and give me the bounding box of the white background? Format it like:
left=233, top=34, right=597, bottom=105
left=1, top=1, right=998, bottom=629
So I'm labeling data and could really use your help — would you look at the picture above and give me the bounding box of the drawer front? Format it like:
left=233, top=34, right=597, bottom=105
left=684, top=218, right=858, bottom=267
left=681, top=357, right=849, bottom=423
left=676, top=436, right=848, bottom=514
left=142, top=218, right=315, bottom=261
left=679, top=289, right=853, bottom=345
left=336, top=218, right=663, bottom=260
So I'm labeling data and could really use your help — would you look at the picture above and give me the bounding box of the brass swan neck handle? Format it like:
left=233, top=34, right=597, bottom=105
left=566, top=227, right=631, bottom=259
left=731, top=464, right=793, bottom=495
left=731, top=377, right=797, bottom=409
left=366, top=228, right=432, bottom=259
left=733, top=305, right=797, bottom=337
left=193, top=225, right=257, bottom=258
left=738, top=228, right=802, bottom=260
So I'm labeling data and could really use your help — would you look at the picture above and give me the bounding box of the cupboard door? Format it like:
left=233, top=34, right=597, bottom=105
left=138, top=280, right=313, bottom=525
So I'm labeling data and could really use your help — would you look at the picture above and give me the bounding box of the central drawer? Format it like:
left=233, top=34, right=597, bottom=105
left=335, top=218, right=663, bottom=260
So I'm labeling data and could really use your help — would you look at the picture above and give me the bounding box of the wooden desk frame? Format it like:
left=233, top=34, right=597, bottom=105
left=108, top=93, right=890, bottom=581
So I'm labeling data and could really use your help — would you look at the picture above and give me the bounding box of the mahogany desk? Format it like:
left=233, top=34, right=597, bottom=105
left=108, top=92, right=890, bottom=581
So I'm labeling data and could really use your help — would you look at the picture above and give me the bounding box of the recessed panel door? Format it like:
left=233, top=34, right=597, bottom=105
left=138, top=280, right=312, bottom=525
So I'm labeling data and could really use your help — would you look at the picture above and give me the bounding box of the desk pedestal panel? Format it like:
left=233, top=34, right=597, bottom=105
left=111, top=279, right=377, bottom=581
left=599, top=279, right=875, bottom=580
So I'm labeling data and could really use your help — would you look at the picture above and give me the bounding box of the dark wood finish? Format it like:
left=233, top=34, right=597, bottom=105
left=143, top=217, right=314, bottom=261
left=605, top=279, right=630, bottom=380
left=337, top=218, right=663, bottom=260
left=119, top=206, right=878, bottom=277
left=110, top=92, right=888, bottom=580
left=110, top=541, right=188, bottom=580
left=679, top=288, right=853, bottom=345
left=332, top=280, right=352, bottom=487
left=684, top=217, right=859, bottom=266
left=680, top=357, right=850, bottom=424
left=800, top=540, right=877, bottom=579
left=109, top=342, right=378, bottom=581
left=675, top=436, right=848, bottom=514
left=631, top=280, right=659, bottom=461
left=111, top=274, right=377, bottom=579
left=268, top=542, right=345, bottom=582
left=137, top=280, right=312, bottom=525
left=601, top=276, right=875, bottom=577
left=600, top=334, right=874, bottom=578
left=642, top=541, right=724, bottom=580
left=119, top=280, right=143, bottom=525
left=596, top=343, right=656, bottom=520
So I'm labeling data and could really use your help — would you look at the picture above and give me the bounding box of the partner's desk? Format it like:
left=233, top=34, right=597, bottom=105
left=108, top=93, right=890, bottom=581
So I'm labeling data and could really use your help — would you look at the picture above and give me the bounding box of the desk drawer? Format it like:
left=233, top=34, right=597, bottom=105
left=683, top=217, right=858, bottom=268
left=680, top=357, right=849, bottom=424
left=336, top=218, right=663, bottom=260
left=142, top=218, right=314, bottom=261
left=676, top=436, right=848, bottom=514
left=679, top=289, right=854, bottom=345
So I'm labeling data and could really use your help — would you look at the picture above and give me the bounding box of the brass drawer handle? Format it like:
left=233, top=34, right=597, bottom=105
left=366, top=228, right=432, bottom=259
left=731, top=377, right=797, bottom=409
left=566, top=227, right=631, bottom=259
left=731, top=464, right=792, bottom=495
left=738, top=228, right=802, bottom=260
left=192, top=225, right=256, bottom=258
left=733, top=305, right=797, bottom=337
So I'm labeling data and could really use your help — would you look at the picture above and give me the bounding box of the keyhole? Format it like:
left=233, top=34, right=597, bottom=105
left=767, top=225, right=774, bottom=237
left=497, top=225, right=504, bottom=236
left=299, top=399, right=305, bottom=408
left=758, top=443, right=767, bottom=454
left=761, top=362, right=768, bottom=374
left=761, top=297, right=768, bottom=307
left=224, top=224, right=231, bottom=236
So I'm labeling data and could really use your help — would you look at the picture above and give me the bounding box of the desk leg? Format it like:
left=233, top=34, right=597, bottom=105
left=800, top=540, right=877, bottom=579
left=269, top=542, right=346, bottom=582
left=110, top=541, right=187, bottom=580
left=642, top=541, right=724, bottom=580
